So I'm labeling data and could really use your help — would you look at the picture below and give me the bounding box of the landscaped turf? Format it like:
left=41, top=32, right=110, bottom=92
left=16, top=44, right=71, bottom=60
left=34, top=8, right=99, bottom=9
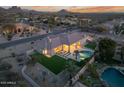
left=84, top=42, right=96, bottom=50
left=32, top=52, right=67, bottom=74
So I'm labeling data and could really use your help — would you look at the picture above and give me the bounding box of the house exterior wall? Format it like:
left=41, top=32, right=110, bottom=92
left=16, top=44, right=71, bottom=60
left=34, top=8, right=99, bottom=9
left=44, top=32, right=84, bottom=56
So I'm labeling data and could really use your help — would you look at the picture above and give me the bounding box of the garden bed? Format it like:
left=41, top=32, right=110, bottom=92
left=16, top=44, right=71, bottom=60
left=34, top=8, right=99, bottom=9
left=79, top=64, right=105, bottom=87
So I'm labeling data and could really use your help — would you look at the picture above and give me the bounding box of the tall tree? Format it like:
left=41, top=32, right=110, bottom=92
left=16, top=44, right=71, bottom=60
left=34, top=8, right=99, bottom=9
left=98, top=38, right=116, bottom=63
left=96, top=25, right=108, bottom=33
left=120, top=46, right=124, bottom=63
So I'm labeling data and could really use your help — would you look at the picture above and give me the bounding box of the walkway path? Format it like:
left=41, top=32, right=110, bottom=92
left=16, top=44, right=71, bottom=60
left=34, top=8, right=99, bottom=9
left=21, top=65, right=40, bottom=87
left=73, top=81, right=86, bottom=87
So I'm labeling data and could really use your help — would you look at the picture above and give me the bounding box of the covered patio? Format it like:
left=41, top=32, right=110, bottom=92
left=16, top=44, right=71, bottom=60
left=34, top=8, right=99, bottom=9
left=54, top=41, right=81, bottom=53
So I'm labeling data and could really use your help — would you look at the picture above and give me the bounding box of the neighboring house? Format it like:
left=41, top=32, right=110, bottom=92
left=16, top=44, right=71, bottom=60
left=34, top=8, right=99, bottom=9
left=113, top=43, right=124, bottom=62
left=79, top=18, right=92, bottom=27
left=15, top=23, right=35, bottom=34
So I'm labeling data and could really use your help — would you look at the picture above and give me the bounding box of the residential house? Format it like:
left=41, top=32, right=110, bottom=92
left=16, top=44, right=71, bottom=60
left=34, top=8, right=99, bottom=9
left=41, top=31, right=84, bottom=56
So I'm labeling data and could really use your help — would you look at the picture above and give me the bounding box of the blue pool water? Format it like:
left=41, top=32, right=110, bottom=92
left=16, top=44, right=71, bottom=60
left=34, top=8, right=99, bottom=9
left=79, top=50, right=93, bottom=60
left=101, top=68, right=124, bottom=87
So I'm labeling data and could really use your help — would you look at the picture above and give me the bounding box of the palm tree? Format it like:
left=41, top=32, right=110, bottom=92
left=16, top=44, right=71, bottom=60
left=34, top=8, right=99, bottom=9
left=66, top=59, right=76, bottom=79
left=47, top=16, right=55, bottom=33
left=66, top=59, right=76, bottom=86
left=74, top=50, right=79, bottom=60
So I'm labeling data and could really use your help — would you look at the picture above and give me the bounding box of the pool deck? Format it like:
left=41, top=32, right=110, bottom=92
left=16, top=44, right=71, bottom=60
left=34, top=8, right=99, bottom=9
left=115, top=66, right=124, bottom=70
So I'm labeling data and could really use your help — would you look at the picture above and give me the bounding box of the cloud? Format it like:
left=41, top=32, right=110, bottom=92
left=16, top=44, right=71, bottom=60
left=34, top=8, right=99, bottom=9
left=20, top=6, right=124, bottom=13
left=68, top=6, right=124, bottom=13
left=31, top=6, right=69, bottom=12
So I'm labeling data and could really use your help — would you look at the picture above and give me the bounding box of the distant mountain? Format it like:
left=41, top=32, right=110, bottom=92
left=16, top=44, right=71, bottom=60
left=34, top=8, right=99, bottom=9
left=8, top=6, right=21, bottom=11
left=8, top=6, right=29, bottom=13
left=58, top=9, right=68, bottom=13
left=0, top=6, right=50, bottom=15
left=0, top=6, right=28, bottom=14
left=57, top=9, right=71, bottom=15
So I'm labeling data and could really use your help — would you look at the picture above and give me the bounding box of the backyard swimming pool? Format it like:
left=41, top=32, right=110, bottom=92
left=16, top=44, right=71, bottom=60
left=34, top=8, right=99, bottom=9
left=79, top=49, right=94, bottom=60
left=101, top=68, right=124, bottom=87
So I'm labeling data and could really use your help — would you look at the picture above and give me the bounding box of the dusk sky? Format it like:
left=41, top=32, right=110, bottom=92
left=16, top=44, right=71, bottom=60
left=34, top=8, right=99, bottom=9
left=3, top=6, right=124, bottom=13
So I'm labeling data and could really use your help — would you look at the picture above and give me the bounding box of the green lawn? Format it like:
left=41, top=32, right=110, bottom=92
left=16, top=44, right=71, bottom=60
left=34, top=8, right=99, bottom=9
left=84, top=42, right=96, bottom=50
left=32, top=52, right=67, bottom=74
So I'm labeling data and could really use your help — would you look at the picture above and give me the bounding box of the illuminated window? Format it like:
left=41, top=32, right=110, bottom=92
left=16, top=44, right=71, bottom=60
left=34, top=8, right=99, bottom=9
left=43, top=49, right=47, bottom=55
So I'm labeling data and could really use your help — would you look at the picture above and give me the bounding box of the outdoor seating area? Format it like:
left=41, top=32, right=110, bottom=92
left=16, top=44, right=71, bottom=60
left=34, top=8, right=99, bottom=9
left=56, top=51, right=72, bottom=59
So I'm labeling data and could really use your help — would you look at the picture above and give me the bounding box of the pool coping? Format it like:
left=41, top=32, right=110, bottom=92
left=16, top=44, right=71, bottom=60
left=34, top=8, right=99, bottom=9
left=115, top=67, right=124, bottom=76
